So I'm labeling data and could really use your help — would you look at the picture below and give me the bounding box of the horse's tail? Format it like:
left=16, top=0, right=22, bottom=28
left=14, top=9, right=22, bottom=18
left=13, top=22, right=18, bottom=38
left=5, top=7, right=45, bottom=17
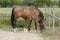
left=11, top=7, right=15, bottom=26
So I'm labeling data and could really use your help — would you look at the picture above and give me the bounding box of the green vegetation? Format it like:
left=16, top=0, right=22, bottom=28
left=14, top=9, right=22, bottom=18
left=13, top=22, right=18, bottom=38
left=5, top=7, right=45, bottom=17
left=41, top=29, right=53, bottom=40
left=0, top=0, right=60, bottom=7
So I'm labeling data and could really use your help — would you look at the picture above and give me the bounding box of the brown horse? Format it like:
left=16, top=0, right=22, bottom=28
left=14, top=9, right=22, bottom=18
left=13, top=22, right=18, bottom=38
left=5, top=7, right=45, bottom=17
left=11, top=6, right=45, bottom=32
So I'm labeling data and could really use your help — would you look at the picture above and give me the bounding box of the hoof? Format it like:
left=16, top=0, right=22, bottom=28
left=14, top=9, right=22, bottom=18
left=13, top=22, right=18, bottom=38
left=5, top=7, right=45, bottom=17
left=24, top=28, right=28, bottom=33
left=13, top=28, right=18, bottom=32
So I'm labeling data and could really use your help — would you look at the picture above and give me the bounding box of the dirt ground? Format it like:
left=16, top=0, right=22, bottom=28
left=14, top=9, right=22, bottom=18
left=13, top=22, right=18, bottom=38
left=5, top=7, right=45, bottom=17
left=0, top=30, right=45, bottom=40
left=54, top=27, right=60, bottom=40
left=48, top=27, right=60, bottom=40
left=0, top=27, right=60, bottom=40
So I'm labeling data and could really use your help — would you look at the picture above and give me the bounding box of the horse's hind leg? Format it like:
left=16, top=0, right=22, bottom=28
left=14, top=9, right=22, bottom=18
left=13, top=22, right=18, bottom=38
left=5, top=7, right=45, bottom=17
left=28, top=20, right=32, bottom=31
left=12, top=18, right=17, bottom=32
left=24, top=20, right=32, bottom=33
left=24, top=20, right=28, bottom=33
left=35, top=22, right=37, bottom=30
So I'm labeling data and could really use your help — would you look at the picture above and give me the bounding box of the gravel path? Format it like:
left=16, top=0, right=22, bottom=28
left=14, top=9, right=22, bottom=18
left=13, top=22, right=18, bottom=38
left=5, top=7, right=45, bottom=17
left=0, top=30, right=44, bottom=40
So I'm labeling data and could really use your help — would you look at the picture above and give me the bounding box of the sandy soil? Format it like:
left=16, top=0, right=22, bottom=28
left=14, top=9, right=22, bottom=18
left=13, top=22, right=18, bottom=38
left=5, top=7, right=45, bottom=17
left=0, top=30, right=44, bottom=40
left=54, top=27, right=60, bottom=40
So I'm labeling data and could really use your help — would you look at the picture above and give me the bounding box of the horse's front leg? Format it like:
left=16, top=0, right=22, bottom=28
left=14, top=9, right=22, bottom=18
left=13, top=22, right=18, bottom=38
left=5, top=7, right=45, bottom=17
left=39, top=20, right=45, bottom=32
left=36, top=21, right=41, bottom=33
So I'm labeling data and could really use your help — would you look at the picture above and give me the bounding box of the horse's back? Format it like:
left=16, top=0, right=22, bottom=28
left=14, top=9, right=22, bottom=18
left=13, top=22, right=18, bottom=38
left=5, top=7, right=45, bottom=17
left=14, top=6, right=38, bottom=16
left=13, top=6, right=42, bottom=21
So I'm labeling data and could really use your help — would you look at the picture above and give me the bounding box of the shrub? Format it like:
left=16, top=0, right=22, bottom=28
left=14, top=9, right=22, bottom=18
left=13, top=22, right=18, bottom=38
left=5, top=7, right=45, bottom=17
left=16, top=20, right=25, bottom=28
